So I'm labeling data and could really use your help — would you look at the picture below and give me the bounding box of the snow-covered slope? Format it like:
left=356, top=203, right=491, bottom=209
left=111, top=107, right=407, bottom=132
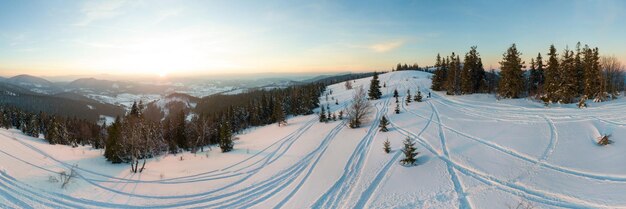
left=1, top=71, right=625, bottom=208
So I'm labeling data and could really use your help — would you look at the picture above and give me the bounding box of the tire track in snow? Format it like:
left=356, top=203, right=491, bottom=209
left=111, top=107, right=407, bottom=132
left=401, top=105, right=626, bottom=183
left=389, top=113, right=620, bottom=208
left=312, top=97, right=391, bottom=209
left=430, top=101, right=472, bottom=209
left=353, top=103, right=435, bottom=209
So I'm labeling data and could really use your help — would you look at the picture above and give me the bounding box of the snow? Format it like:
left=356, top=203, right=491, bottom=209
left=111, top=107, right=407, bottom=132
left=1, top=70, right=626, bottom=208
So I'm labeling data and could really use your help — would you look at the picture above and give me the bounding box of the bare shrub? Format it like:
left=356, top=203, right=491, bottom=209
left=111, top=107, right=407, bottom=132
left=347, top=86, right=373, bottom=128
left=59, top=165, right=77, bottom=189
left=597, top=134, right=613, bottom=146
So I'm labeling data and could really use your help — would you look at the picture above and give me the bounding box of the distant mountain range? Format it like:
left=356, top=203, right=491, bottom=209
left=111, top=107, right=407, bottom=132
left=0, top=73, right=354, bottom=122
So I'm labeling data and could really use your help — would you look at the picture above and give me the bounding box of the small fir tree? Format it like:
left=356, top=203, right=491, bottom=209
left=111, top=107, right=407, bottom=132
left=383, top=138, right=391, bottom=154
left=400, top=137, right=418, bottom=166
left=379, top=116, right=389, bottom=132
left=319, top=106, right=327, bottom=122
left=395, top=103, right=400, bottom=114
left=414, top=91, right=423, bottom=102
left=368, top=72, right=383, bottom=100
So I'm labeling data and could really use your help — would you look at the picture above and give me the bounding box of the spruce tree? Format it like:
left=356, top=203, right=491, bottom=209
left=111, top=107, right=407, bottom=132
left=395, top=103, right=400, bottom=114
left=28, top=115, right=39, bottom=137
left=400, top=137, right=418, bottom=166
left=445, top=54, right=457, bottom=95
left=379, top=116, right=389, bottom=132
left=544, top=45, right=560, bottom=102
left=431, top=54, right=447, bottom=91
left=219, top=123, right=234, bottom=152
left=405, top=89, right=412, bottom=104
left=497, top=44, right=525, bottom=98
left=575, top=42, right=585, bottom=95
left=273, top=102, right=286, bottom=126
left=368, top=72, right=383, bottom=100
left=104, top=116, right=123, bottom=163
left=383, top=138, right=391, bottom=154
left=319, top=106, right=327, bottom=122
left=415, top=91, right=423, bottom=102
left=583, top=45, right=601, bottom=101
left=393, top=89, right=399, bottom=98
left=558, top=47, right=577, bottom=103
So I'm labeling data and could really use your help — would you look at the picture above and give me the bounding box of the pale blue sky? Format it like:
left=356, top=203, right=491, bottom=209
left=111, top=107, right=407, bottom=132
left=0, top=0, right=624, bottom=77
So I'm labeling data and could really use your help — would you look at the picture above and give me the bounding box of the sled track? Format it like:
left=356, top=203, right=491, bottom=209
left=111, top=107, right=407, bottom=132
left=312, top=97, right=391, bottom=209
left=389, top=112, right=621, bottom=208
left=401, top=104, right=626, bottom=183
left=353, top=97, right=436, bottom=209
left=430, top=101, right=472, bottom=209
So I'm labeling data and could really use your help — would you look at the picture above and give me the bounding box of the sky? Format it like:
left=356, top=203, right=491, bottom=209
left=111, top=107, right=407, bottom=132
left=0, top=0, right=625, bottom=77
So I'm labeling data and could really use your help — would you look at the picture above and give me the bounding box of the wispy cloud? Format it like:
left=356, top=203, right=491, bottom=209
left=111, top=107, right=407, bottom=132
left=75, top=0, right=127, bottom=26
left=368, top=40, right=405, bottom=53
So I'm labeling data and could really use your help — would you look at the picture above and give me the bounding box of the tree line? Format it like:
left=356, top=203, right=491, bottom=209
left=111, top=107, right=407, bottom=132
left=0, top=105, right=106, bottom=148
left=430, top=43, right=624, bottom=104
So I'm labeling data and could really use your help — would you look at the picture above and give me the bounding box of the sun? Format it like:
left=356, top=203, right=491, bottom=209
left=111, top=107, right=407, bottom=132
left=158, top=71, right=168, bottom=78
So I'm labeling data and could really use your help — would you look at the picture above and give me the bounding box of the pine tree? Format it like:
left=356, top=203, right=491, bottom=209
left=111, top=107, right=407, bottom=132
left=273, top=101, right=286, bottom=126
left=368, top=72, right=383, bottom=100
left=219, top=123, right=234, bottom=152
left=558, top=47, right=577, bottom=103
left=445, top=53, right=462, bottom=95
left=338, top=110, right=344, bottom=120
left=174, top=110, right=188, bottom=150
left=104, top=116, right=123, bottom=163
left=395, top=103, right=400, bottom=114
left=544, top=45, right=560, bottom=102
left=400, top=137, right=418, bottom=166
left=431, top=54, right=447, bottom=91
left=319, top=106, right=327, bottom=122
left=379, top=116, right=389, bottom=132
left=575, top=42, right=585, bottom=95
left=383, top=138, right=391, bottom=154
left=393, top=89, right=399, bottom=98
left=583, top=45, right=601, bottom=101
left=28, top=114, right=39, bottom=137
left=415, top=91, right=423, bottom=102
left=497, top=44, right=525, bottom=98
left=405, top=89, right=412, bottom=104
left=529, top=53, right=545, bottom=97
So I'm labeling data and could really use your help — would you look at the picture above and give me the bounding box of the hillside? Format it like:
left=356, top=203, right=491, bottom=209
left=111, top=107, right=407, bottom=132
left=0, top=71, right=625, bottom=208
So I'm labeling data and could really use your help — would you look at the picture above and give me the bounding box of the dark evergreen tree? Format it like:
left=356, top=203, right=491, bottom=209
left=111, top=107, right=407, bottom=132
left=400, top=137, right=418, bottom=166
left=395, top=103, right=400, bottom=114
left=405, top=90, right=412, bottom=104
left=575, top=42, right=585, bottom=95
left=460, top=46, right=485, bottom=94
left=104, top=116, right=123, bottom=163
left=558, top=47, right=577, bottom=103
left=218, top=123, right=234, bottom=152
left=368, top=72, right=383, bottom=100
left=383, top=138, right=391, bottom=154
left=27, top=114, right=40, bottom=137
left=319, top=106, right=327, bottom=122
left=583, top=45, right=601, bottom=100
left=529, top=53, right=545, bottom=96
left=497, top=44, right=525, bottom=98
left=273, top=101, right=287, bottom=126
left=445, top=53, right=460, bottom=95
left=431, top=53, right=447, bottom=91
left=393, top=89, right=399, bottom=98
left=544, top=45, right=560, bottom=102
left=414, top=91, right=423, bottom=102
left=174, top=110, right=188, bottom=150
left=379, top=116, right=389, bottom=132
